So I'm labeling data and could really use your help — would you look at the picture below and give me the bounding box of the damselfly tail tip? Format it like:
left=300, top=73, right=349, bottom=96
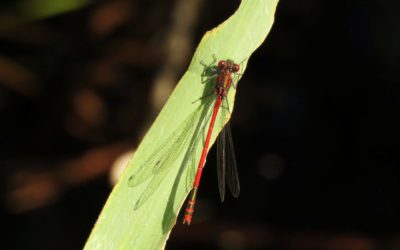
left=182, top=214, right=192, bottom=225
left=182, top=200, right=195, bottom=225
left=182, top=188, right=198, bottom=225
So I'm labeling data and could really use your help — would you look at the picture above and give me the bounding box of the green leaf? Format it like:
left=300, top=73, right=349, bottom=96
left=19, top=0, right=93, bottom=20
left=84, top=0, right=279, bottom=249
left=0, top=0, right=93, bottom=30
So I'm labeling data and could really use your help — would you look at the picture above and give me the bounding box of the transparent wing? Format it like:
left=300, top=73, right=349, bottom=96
left=128, top=109, right=201, bottom=189
left=223, top=122, right=240, bottom=197
left=133, top=128, right=194, bottom=210
left=217, top=127, right=226, bottom=201
left=217, top=98, right=240, bottom=201
left=130, top=102, right=214, bottom=210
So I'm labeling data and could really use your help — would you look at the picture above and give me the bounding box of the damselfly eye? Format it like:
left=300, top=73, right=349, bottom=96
left=218, top=60, right=226, bottom=69
left=232, top=64, right=240, bottom=73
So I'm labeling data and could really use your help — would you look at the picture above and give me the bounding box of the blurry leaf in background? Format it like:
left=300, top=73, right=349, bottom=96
left=17, top=0, right=94, bottom=20
left=0, top=0, right=93, bottom=29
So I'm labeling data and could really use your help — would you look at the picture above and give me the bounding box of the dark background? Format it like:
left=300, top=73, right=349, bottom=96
left=1, top=0, right=399, bottom=249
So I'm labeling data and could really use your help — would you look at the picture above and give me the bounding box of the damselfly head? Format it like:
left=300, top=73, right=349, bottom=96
left=218, top=60, right=239, bottom=73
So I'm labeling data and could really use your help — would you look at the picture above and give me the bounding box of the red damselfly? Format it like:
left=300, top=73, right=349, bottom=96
left=128, top=57, right=241, bottom=225
left=183, top=58, right=241, bottom=225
